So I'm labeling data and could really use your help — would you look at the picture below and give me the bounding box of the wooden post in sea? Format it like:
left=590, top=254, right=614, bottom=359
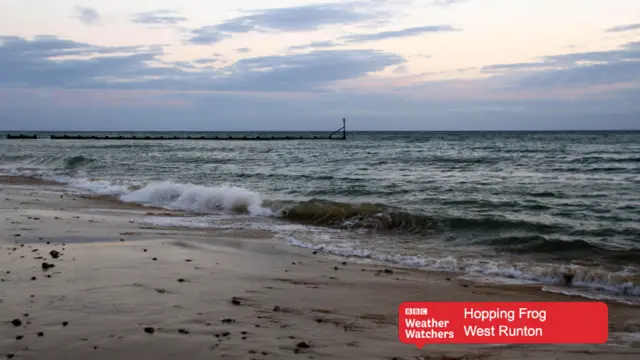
left=343, top=118, right=346, bottom=140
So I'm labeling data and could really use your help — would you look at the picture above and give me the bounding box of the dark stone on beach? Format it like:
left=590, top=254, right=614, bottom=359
left=46, top=242, right=50, bottom=244
left=23, top=314, right=28, bottom=317
left=296, top=341, right=310, bottom=348
left=241, top=331, right=247, bottom=335
left=15, top=335, right=23, bottom=340
left=446, top=277, right=452, bottom=281
left=221, top=318, right=235, bottom=324
left=221, top=332, right=230, bottom=337
left=93, top=346, right=98, bottom=350
left=31, top=276, right=36, bottom=281
left=185, top=259, right=192, bottom=262
left=312, top=251, right=318, bottom=255
left=14, top=234, right=20, bottom=237
left=120, top=239, right=124, bottom=242
left=273, top=305, right=281, bottom=312
left=231, top=297, right=242, bottom=305
left=178, top=329, right=189, bottom=334
left=152, top=257, right=158, bottom=261
left=177, top=278, right=185, bottom=283
left=143, top=249, right=147, bottom=252
left=262, top=351, right=268, bottom=355
left=384, top=269, right=393, bottom=274
left=461, top=284, right=469, bottom=288
left=156, top=289, right=167, bottom=294
left=63, top=321, right=69, bottom=327
left=11, top=319, right=22, bottom=327
left=563, top=272, right=575, bottom=286
left=49, top=250, right=60, bottom=259
left=333, top=266, right=339, bottom=271
left=255, top=324, right=260, bottom=328
left=241, top=336, right=247, bottom=340
left=42, top=262, right=54, bottom=270
left=144, top=327, right=155, bottom=334
left=37, top=332, right=44, bottom=337
left=6, top=353, right=15, bottom=359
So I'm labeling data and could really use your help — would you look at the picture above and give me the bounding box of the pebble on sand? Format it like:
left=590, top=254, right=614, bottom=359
left=62, top=321, right=69, bottom=327
left=37, top=332, right=44, bottom=337
left=144, top=327, right=155, bottom=334
left=272, top=305, right=281, bottom=312
left=231, top=297, right=242, bottom=305
left=49, top=250, right=60, bottom=259
left=178, top=329, right=189, bottom=334
left=41, top=262, right=55, bottom=270
left=11, top=319, right=22, bottom=327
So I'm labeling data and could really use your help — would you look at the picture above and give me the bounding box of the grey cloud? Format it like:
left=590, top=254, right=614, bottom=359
left=236, top=48, right=250, bottom=53
left=73, top=6, right=100, bottom=25
left=132, top=10, right=187, bottom=25
left=207, top=50, right=405, bottom=91
left=185, top=2, right=379, bottom=45
left=488, top=41, right=640, bottom=89
left=288, top=41, right=340, bottom=51
left=511, top=60, right=640, bottom=89
left=340, top=25, right=458, bottom=43
left=186, top=26, right=230, bottom=45
left=0, top=36, right=177, bottom=87
left=481, top=62, right=552, bottom=73
left=193, top=58, right=218, bottom=64
left=606, top=23, right=640, bottom=33
left=0, top=35, right=403, bottom=92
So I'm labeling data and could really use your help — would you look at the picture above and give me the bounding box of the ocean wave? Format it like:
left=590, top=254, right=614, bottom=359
left=120, top=181, right=272, bottom=216
left=284, top=236, right=640, bottom=301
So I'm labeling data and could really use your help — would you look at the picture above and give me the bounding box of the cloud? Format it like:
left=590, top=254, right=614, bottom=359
left=186, top=26, right=231, bottom=45
left=73, top=6, right=100, bottom=25
left=481, top=62, right=552, bottom=73
left=605, top=23, right=640, bottom=33
left=193, top=58, right=219, bottom=65
left=185, top=2, right=382, bottom=45
left=0, top=35, right=403, bottom=92
left=132, top=10, right=187, bottom=25
left=288, top=41, right=341, bottom=51
left=340, top=25, right=458, bottom=43
left=485, top=41, right=640, bottom=89
left=0, top=35, right=174, bottom=88
left=236, top=47, right=250, bottom=53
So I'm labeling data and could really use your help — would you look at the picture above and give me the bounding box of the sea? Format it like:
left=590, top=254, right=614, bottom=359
left=1, top=131, right=639, bottom=304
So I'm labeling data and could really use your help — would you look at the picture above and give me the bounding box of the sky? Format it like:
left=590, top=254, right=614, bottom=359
left=0, top=0, right=639, bottom=131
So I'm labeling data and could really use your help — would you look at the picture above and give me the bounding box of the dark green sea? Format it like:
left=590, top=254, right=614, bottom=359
left=1, top=131, right=639, bottom=303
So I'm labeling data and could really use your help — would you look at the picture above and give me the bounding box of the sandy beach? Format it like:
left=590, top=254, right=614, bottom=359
left=1, top=176, right=639, bottom=360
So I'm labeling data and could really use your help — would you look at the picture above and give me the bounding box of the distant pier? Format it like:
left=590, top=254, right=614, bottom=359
left=4, top=119, right=348, bottom=141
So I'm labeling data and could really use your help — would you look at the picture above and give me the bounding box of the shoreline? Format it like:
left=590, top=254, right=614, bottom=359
left=2, top=174, right=639, bottom=304
left=1, top=177, right=640, bottom=359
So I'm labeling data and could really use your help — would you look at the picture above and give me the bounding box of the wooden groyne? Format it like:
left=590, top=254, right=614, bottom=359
left=4, top=119, right=348, bottom=141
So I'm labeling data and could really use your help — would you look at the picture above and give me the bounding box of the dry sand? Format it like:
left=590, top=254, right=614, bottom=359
left=1, top=176, right=639, bottom=360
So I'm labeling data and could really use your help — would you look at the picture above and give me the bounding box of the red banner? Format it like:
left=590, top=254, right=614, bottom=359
left=398, top=302, right=608, bottom=347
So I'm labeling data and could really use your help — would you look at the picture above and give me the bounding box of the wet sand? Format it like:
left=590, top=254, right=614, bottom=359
left=1, top=177, right=639, bottom=360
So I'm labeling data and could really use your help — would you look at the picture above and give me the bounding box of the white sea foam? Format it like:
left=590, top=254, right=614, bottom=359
left=120, top=181, right=272, bottom=215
